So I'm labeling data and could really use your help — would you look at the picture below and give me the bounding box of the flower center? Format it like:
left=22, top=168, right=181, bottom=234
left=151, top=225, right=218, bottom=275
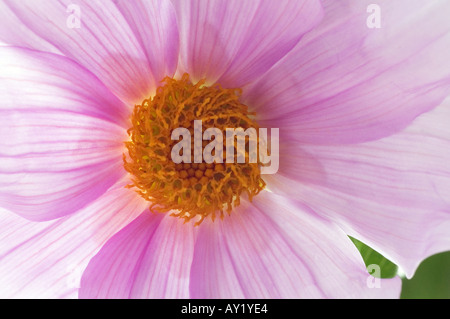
left=124, top=74, right=265, bottom=225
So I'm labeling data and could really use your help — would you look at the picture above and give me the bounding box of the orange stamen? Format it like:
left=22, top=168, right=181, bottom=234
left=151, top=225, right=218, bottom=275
left=124, top=74, right=265, bottom=225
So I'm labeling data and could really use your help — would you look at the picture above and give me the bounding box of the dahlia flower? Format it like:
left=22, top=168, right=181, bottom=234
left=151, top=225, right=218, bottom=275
left=0, top=0, right=449, bottom=299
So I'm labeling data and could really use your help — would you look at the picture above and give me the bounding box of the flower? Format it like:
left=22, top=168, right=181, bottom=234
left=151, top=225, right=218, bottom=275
left=0, top=0, right=450, bottom=299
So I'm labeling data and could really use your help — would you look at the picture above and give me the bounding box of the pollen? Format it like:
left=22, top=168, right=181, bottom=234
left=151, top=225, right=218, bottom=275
left=124, top=74, right=265, bottom=225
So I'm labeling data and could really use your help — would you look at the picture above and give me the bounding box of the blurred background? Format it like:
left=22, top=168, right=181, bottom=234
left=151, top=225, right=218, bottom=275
left=401, top=251, right=450, bottom=299
left=351, top=238, right=450, bottom=299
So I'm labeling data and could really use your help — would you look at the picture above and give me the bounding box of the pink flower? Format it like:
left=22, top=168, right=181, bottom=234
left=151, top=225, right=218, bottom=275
left=0, top=0, right=449, bottom=299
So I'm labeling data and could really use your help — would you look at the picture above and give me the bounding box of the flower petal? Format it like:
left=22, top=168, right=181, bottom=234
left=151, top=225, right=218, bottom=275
left=113, top=0, right=179, bottom=87
left=79, top=213, right=196, bottom=299
left=244, top=0, right=450, bottom=144
left=267, top=97, right=450, bottom=278
left=1, top=0, right=179, bottom=105
left=190, top=192, right=401, bottom=298
left=172, top=0, right=323, bottom=86
left=0, top=47, right=127, bottom=221
left=0, top=179, right=147, bottom=298
left=0, top=1, right=60, bottom=54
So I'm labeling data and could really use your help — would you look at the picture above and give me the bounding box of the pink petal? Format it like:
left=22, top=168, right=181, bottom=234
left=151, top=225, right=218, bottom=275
left=0, top=47, right=128, bottom=221
left=267, top=97, right=450, bottom=278
left=172, top=0, right=323, bottom=86
left=190, top=192, right=401, bottom=298
left=1, top=0, right=179, bottom=105
left=244, top=0, right=450, bottom=144
left=0, top=2, right=60, bottom=55
left=114, top=0, right=179, bottom=86
left=79, top=213, right=196, bottom=299
left=0, top=179, right=147, bottom=298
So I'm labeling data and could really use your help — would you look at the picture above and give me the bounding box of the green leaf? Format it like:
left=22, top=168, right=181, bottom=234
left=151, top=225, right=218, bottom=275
left=401, top=251, right=450, bottom=299
left=350, top=236, right=398, bottom=279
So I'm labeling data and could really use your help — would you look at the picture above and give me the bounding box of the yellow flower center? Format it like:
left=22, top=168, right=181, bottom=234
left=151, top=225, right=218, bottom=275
left=124, top=74, right=265, bottom=225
